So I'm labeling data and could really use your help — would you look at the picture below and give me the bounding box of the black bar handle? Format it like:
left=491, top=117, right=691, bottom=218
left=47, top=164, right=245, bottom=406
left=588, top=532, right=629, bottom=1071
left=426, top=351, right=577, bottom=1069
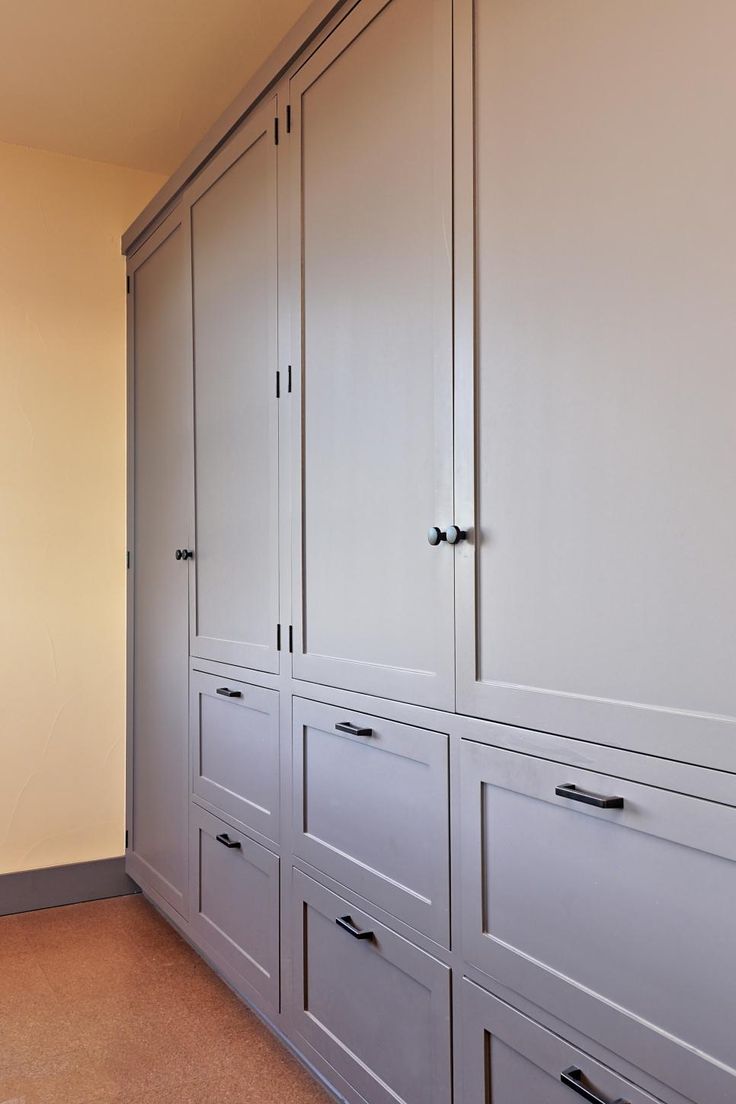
left=336, top=915, right=374, bottom=941
left=561, top=1066, right=629, bottom=1104
left=215, top=833, right=241, bottom=849
left=335, top=721, right=374, bottom=737
left=216, top=687, right=242, bottom=698
left=555, top=783, right=624, bottom=810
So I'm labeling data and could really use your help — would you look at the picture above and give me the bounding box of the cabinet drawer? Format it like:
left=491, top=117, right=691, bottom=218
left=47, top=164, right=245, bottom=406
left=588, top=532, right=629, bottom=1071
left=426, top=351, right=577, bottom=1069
left=191, top=670, right=279, bottom=842
left=461, top=979, right=665, bottom=1104
left=460, top=739, right=736, bottom=1104
left=293, top=697, right=449, bottom=944
left=292, top=869, right=451, bottom=1104
left=190, top=805, right=279, bottom=1014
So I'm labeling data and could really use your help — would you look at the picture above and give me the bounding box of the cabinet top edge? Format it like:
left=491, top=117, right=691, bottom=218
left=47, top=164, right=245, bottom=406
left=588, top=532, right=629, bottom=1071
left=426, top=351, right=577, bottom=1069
left=121, top=0, right=348, bottom=258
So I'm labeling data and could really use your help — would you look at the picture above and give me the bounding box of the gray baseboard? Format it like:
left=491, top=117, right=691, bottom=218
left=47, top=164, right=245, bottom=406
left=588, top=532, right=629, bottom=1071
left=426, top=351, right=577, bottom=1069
left=0, top=856, right=140, bottom=916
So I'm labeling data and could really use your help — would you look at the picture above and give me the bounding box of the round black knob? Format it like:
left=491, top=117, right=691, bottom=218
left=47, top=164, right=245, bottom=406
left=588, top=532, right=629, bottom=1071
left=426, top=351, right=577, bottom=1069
left=427, top=527, right=447, bottom=546
left=446, top=525, right=467, bottom=545
left=181, top=549, right=193, bottom=561
left=175, top=549, right=183, bottom=560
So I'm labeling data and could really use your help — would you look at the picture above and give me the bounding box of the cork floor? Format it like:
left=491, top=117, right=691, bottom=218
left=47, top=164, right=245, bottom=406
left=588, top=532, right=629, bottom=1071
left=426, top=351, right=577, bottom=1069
left=0, top=894, right=332, bottom=1104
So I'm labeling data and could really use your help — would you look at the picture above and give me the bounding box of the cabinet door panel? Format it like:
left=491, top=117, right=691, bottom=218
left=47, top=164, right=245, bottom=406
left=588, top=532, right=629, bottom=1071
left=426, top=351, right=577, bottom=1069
left=189, top=99, right=280, bottom=672
left=292, top=697, right=449, bottom=943
left=290, top=0, right=454, bottom=708
left=128, top=213, right=192, bottom=916
left=455, top=0, right=736, bottom=767
left=190, top=805, right=279, bottom=1015
left=191, top=670, right=279, bottom=842
left=292, top=869, right=451, bottom=1104
left=461, top=980, right=666, bottom=1104
left=460, top=738, right=736, bottom=1104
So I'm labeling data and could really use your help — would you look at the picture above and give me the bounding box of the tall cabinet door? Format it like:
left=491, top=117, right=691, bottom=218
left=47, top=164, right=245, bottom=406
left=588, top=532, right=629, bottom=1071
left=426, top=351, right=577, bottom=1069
left=289, top=0, right=455, bottom=709
left=188, top=99, right=280, bottom=672
left=127, top=211, right=193, bottom=917
left=454, top=0, right=736, bottom=768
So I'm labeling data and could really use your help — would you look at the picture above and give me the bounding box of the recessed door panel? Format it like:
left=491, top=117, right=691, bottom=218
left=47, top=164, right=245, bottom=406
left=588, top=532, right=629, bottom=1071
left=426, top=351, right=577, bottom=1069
left=129, top=213, right=192, bottom=916
left=292, top=696, right=449, bottom=943
left=191, top=670, right=279, bottom=842
left=460, top=738, right=736, bottom=1104
left=454, top=0, right=736, bottom=766
left=189, top=100, right=280, bottom=672
left=290, top=0, right=455, bottom=708
left=190, top=804, right=279, bottom=1014
left=292, top=869, right=451, bottom=1104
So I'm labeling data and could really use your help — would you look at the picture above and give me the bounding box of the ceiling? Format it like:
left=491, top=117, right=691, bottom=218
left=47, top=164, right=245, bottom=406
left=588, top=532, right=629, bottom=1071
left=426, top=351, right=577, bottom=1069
left=0, top=0, right=315, bottom=176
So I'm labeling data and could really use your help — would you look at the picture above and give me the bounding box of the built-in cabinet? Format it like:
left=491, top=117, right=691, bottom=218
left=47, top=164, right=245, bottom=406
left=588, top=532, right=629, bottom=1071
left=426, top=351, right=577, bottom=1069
left=188, top=97, right=281, bottom=673
left=127, top=213, right=192, bottom=918
left=125, top=2, right=736, bottom=1103
left=289, top=0, right=456, bottom=710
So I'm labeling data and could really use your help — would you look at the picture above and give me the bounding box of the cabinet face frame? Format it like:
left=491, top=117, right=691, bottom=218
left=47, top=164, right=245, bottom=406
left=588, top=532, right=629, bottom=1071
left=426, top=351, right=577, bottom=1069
left=287, top=0, right=456, bottom=711
left=125, top=206, right=193, bottom=917
left=184, top=95, right=281, bottom=675
left=451, top=0, right=736, bottom=772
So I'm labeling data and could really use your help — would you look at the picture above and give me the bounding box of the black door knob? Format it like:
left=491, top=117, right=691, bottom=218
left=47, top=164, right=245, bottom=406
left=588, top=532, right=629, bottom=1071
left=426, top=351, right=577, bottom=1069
left=175, top=549, right=182, bottom=560
left=175, top=549, right=193, bottom=560
left=446, top=525, right=467, bottom=545
left=427, top=527, right=447, bottom=546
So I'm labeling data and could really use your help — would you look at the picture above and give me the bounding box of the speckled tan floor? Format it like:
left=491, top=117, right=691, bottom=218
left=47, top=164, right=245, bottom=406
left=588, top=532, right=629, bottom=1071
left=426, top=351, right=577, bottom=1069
left=0, top=894, right=332, bottom=1104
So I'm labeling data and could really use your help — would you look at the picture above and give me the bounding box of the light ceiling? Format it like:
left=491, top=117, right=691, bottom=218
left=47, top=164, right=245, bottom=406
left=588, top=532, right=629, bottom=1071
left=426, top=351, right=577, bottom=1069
left=0, top=0, right=315, bottom=176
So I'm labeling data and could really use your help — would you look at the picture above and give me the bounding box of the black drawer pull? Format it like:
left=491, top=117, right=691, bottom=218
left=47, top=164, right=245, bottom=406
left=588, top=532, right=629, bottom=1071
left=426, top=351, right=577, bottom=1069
left=335, top=721, right=373, bottom=737
left=216, top=687, right=242, bottom=698
left=555, top=783, right=624, bottom=810
left=336, top=915, right=374, bottom=941
left=215, top=833, right=241, bottom=849
left=561, top=1066, right=629, bottom=1104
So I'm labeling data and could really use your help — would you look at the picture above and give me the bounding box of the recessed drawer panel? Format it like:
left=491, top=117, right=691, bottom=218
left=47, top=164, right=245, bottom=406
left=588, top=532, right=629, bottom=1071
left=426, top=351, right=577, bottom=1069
left=190, top=804, right=279, bottom=1014
left=461, top=979, right=666, bottom=1104
left=460, top=739, right=736, bottom=1104
left=293, top=697, right=449, bottom=944
left=191, top=670, right=279, bottom=841
left=292, top=869, right=451, bottom=1104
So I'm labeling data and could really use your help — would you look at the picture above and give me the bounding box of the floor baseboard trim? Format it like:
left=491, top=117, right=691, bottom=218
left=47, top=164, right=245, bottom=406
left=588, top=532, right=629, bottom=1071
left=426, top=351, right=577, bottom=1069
left=0, top=856, right=140, bottom=916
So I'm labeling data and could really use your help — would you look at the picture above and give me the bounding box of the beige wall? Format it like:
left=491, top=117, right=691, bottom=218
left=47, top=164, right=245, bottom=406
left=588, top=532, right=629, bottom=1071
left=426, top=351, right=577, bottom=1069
left=0, top=141, right=164, bottom=874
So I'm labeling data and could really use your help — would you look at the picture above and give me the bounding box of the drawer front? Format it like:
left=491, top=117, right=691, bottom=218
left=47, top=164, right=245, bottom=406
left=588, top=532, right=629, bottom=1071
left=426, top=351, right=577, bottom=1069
left=191, top=670, right=279, bottom=841
left=461, top=979, right=664, bottom=1104
left=292, top=869, right=451, bottom=1104
left=292, top=697, right=449, bottom=944
left=460, top=739, right=736, bottom=1104
left=190, top=805, right=279, bottom=1013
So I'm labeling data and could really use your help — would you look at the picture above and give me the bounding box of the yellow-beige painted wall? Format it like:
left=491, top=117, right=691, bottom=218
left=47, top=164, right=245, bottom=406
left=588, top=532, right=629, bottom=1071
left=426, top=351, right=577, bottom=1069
left=0, top=140, right=165, bottom=874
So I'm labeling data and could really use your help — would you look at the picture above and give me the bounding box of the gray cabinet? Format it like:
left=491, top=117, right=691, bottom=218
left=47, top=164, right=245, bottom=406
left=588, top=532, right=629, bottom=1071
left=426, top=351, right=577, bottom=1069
left=187, top=97, right=280, bottom=673
left=453, top=0, right=736, bottom=769
left=191, top=670, right=279, bottom=843
left=292, top=697, right=449, bottom=945
left=289, top=0, right=455, bottom=709
left=127, top=210, right=192, bottom=918
left=190, top=804, right=280, bottom=1015
left=460, top=738, right=736, bottom=1104
left=461, top=979, right=665, bottom=1104
left=123, top=2, right=736, bottom=1102
left=292, top=868, right=452, bottom=1104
